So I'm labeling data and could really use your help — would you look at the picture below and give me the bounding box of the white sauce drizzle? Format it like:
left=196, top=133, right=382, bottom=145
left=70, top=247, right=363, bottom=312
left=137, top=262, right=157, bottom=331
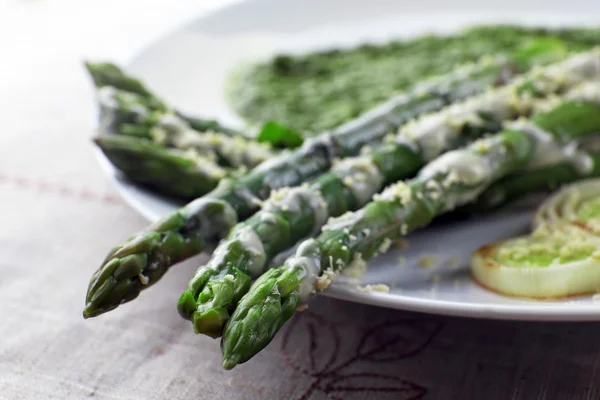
left=543, top=49, right=600, bottom=86
left=176, top=149, right=226, bottom=178
left=205, top=225, right=268, bottom=277
left=332, top=156, right=384, bottom=205
left=397, top=87, right=522, bottom=162
left=235, top=226, right=268, bottom=277
left=181, top=197, right=238, bottom=238
left=322, top=210, right=363, bottom=232
left=285, top=239, right=321, bottom=304
left=417, top=148, right=495, bottom=211
left=157, top=112, right=190, bottom=132
left=259, top=212, right=278, bottom=225
left=394, top=49, right=600, bottom=164
left=567, top=81, right=600, bottom=104
left=401, top=112, right=459, bottom=161
left=152, top=120, right=271, bottom=168
left=419, top=150, right=489, bottom=185
left=264, top=186, right=329, bottom=236
left=252, top=151, right=291, bottom=173
left=373, top=181, right=413, bottom=204
left=206, top=243, right=231, bottom=271
left=393, top=136, right=420, bottom=153
left=508, top=120, right=593, bottom=174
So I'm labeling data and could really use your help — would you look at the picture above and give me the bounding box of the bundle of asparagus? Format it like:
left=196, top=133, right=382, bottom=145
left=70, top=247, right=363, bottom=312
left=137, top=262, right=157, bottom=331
left=83, top=49, right=600, bottom=319
left=221, top=83, right=600, bottom=369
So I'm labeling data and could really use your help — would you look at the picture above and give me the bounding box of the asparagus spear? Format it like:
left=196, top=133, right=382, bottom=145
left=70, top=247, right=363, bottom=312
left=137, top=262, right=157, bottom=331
left=472, top=84, right=600, bottom=210
left=176, top=62, right=600, bottom=337
left=221, top=94, right=600, bottom=369
left=87, top=61, right=277, bottom=170
left=83, top=50, right=599, bottom=319
left=474, top=148, right=600, bottom=210
left=95, top=135, right=229, bottom=199
left=87, top=61, right=307, bottom=148
left=85, top=61, right=245, bottom=138
left=95, top=86, right=275, bottom=170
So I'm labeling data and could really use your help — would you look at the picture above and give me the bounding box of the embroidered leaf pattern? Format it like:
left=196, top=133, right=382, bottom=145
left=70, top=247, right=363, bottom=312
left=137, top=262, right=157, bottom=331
left=279, top=302, right=444, bottom=400
left=281, top=313, right=340, bottom=375
left=356, top=319, right=443, bottom=362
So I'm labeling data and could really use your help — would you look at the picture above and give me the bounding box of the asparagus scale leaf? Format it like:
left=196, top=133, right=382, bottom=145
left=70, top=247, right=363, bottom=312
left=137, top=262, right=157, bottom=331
left=221, top=90, right=600, bottom=369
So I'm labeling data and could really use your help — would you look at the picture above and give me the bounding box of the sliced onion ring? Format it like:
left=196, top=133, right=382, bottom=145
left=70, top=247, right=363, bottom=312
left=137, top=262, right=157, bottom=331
left=472, top=179, right=600, bottom=298
left=471, top=231, right=600, bottom=298
left=533, top=178, right=600, bottom=235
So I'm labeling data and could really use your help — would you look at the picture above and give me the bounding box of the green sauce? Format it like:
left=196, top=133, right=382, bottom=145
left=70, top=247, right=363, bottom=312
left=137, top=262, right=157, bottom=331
left=227, top=25, right=600, bottom=134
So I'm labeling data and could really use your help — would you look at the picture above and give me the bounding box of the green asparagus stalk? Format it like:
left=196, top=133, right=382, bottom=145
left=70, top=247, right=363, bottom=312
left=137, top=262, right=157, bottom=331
left=475, top=151, right=600, bottom=210
left=95, top=86, right=275, bottom=170
left=83, top=49, right=599, bottom=319
left=95, top=135, right=229, bottom=199
left=85, top=61, right=245, bottom=138
left=471, top=86, right=600, bottom=210
left=221, top=93, right=600, bottom=369
left=176, top=61, right=600, bottom=337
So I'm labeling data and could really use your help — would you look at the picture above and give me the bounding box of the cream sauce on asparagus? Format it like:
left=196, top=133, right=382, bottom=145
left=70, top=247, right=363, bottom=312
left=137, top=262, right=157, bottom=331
left=509, top=120, right=594, bottom=174
left=235, top=226, right=268, bottom=276
left=332, top=156, right=384, bottom=205
left=263, top=185, right=329, bottom=236
left=286, top=239, right=322, bottom=304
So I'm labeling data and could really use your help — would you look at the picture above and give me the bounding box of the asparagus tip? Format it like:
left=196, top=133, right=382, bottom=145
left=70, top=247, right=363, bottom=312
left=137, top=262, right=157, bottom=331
left=222, top=356, right=239, bottom=370
left=82, top=303, right=98, bottom=319
left=176, top=290, right=197, bottom=320
left=83, top=297, right=118, bottom=319
left=193, top=308, right=229, bottom=339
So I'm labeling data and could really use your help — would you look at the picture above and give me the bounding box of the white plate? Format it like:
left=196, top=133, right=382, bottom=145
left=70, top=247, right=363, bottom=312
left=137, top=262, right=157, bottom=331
left=97, top=0, right=600, bottom=321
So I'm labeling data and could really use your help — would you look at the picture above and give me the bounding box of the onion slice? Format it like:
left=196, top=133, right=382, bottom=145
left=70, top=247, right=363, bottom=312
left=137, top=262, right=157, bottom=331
left=472, top=179, right=600, bottom=298
left=533, top=178, right=600, bottom=234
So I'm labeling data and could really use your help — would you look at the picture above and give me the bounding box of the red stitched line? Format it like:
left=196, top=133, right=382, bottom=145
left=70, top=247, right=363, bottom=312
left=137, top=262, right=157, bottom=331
left=0, top=172, right=123, bottom=205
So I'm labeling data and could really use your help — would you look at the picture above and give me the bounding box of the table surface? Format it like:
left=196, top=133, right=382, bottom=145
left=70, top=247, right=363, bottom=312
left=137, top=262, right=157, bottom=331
left=2, top=1, right=600, bottom=399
